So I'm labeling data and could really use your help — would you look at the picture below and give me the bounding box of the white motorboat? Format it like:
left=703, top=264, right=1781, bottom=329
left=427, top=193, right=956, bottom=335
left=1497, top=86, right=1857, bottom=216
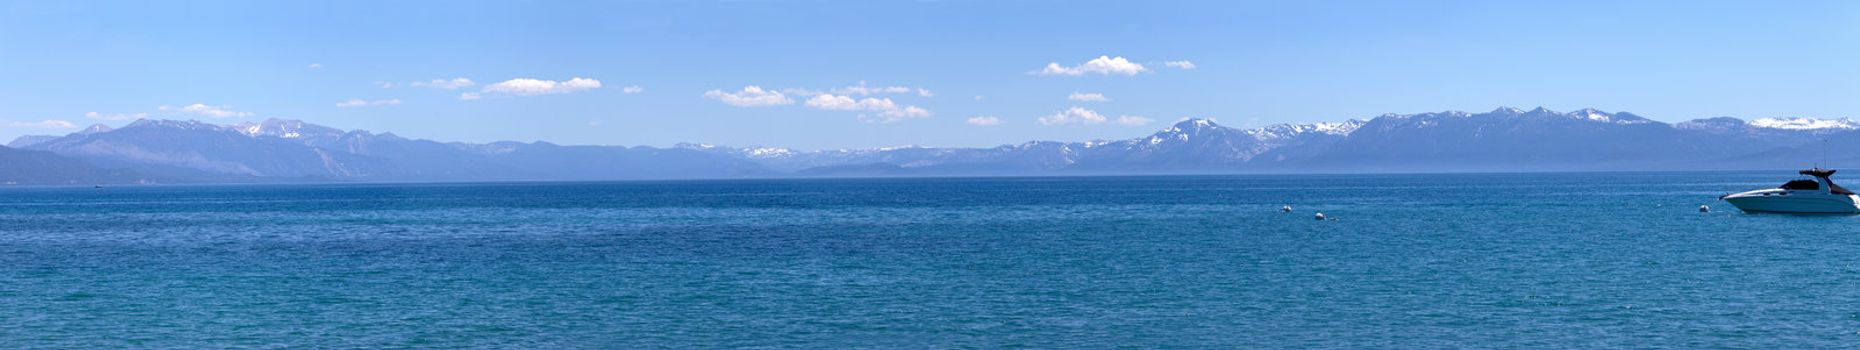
left=1721, top=168, right=1860, bottom=214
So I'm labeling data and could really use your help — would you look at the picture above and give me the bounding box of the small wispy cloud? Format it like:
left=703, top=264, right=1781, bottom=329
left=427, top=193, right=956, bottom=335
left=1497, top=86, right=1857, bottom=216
left=306, top=63, right=323, bottom=69
left=703, top=86, right=794, bottom=107
left=1037, top=56, right=1148, bottom=76
left=1114, top=115, right=1154, bottom=126
left=411, top=78, right=475, bottom=90
left=587, top=120, right=603, bottom=127
left=622, top=85, right=643, bottom=94
left=158, top=104, right=253, bottom=118
left=1067, top=92, right=1110, bottom=102
left=2, top=119, right=77, bottom=129
left=459, top=92, right=481, bottom=101
left=85, top=112, right=147, bottom=121
left=1039, top=107, right=1108, bottom=125
left=966, top=116, right=1002, bottom=126
left=1163, top=60, right=1197, bottom=70
left=335, top=98, right=402, bottom=108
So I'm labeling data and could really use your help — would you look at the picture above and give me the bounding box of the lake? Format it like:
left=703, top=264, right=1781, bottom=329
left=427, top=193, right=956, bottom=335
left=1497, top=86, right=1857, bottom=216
left=2, top=172, right=1858, bottom=347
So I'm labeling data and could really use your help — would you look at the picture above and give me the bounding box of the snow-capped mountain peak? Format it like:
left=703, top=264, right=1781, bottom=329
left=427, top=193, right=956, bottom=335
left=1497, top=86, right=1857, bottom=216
left=1312, top=119, right=1367, bottom=135
left=1571, top=108, right=1608, bottom=121
left=1162, top=118, right=1222, bottom=134
left=743, top=147, right=793, bottom=157
left=77, top=124, right=114, bottom=135
left=125, top=119, right=225, bottom=131
left=1749, top=117, right=1859, bottom=130
left=1563, top=108, right=1655, bottom=125
left=1244, top=119, right=1366, bottom=140
left=232, top=118, right=342, bottom=139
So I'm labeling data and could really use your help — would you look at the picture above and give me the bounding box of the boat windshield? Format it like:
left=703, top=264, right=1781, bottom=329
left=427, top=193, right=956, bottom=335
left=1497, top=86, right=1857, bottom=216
left=1779, top=175, right=1857, bottom=195
left=1781, top=179, right=1821, bottom=190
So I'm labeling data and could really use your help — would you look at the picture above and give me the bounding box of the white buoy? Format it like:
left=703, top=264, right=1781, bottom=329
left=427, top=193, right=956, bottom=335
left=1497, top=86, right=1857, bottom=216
left=1699, top=204, right=1710, bottom=213
left=1314, top=212, right=1326, bottom=220
left=1281, top=205, right=1293, bottom=213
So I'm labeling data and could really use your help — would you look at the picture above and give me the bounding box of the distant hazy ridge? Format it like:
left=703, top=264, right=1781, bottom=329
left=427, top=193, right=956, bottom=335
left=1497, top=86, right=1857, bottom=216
left=6, top=107, right=1857, bottom=184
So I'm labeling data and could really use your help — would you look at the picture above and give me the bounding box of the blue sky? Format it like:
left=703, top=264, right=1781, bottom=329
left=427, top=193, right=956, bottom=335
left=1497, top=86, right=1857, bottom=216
left=1, top=0, right=1857, bottom=149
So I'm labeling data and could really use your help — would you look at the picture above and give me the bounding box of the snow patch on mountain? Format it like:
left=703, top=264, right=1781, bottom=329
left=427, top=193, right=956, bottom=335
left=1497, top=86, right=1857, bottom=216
left=1566, top=108, right=1655, bottom=125
left=1246, top=120, right=1366, bottom=140
left=126, top=119, right=226, bottom=131
left=232, top=118, right=345, bottom=140
left=744, top=147, right=793, bottom=157
left=1749, top=117, right=1859, bottom=130
left=1673, top=117, right=1747, bottom=132
left=78, top=124, right=114, bottom=135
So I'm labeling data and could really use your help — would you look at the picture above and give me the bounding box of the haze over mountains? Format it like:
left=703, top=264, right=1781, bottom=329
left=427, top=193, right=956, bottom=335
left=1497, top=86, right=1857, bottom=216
left=4, top=107, right=1858, bottom=185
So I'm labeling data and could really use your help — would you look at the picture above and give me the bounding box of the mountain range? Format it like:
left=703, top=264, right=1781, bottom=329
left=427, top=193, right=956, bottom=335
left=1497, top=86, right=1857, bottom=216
left=4, top=106, right=1857, bottom=185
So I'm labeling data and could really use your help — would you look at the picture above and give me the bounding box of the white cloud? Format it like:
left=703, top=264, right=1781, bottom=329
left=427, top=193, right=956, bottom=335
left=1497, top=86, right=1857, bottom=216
left=158, top=104, right=253, bottom=118
left=876, top=106, right=932, bottom=121
left=587, top=120, right=603, bottom=127
left=459, top=92, right=482, bottom=101
left=1039, top=107, right=1108, bottom=125
left=622, top=85, right=643, bottom=94
left=1115, top=115, right=1155, bottom=126
left=2, top=119, right=77, bottom=129
left=306, top=63, right=323, bottom=69
left=1038, top=56, right=1148, bottom=76
left=966, top=116, right=1002, bottom=126
left=1164, top=60, right=1197, bottom=70
left=974, top=95, right=985, bottom=100
left=376, top=81, right=397, bottom=88
left=779, top=82, right=931, bottom=98
left=778, top=88, right=823, bottom=96
left=85, top=112, right=147, bottom=121
left=805, top=94, right=898, bottom=111
left=481, top=77, right=602, bottom=96
left=411, top=78, right=475, bottom=90
left=832, top=82, right=913, bottom=96
left=706, top=84, right=931, bottom=121
left=703, top=86, right=793, bottom=107
left=335, top=98, right=402, bottom=108
left=1067, top=92, right=1110, bottom=102
left=806, top=94, right=931, bottom=122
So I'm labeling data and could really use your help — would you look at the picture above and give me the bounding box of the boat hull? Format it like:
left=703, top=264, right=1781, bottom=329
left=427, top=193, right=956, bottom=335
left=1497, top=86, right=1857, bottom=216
left=1722, top=190, right=1860, bottom=214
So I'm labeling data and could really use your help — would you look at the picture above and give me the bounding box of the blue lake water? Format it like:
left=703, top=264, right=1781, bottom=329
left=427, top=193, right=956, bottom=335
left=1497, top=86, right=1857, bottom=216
left=3, top=172, right=1860, bottom=347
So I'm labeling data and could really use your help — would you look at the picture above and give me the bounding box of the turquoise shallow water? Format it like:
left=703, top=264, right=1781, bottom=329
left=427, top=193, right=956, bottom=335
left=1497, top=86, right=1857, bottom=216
left=3, top=172, right=1860, bottom=347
